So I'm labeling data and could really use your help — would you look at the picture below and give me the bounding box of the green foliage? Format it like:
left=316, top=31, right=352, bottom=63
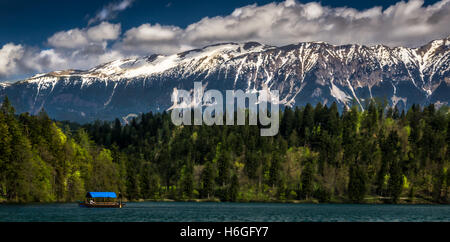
left=228, top=174, right=239, bottom=202
left=348, top=165, right=367, bottom=203
left=0, top=96, right=448, bottom=204
left=201, top=162, right=216, bottom=199
left=388, top=161, right=404, bottom=203
left=300, top=158, right=315, bottom=200
left=0, top=97, right=124, bottom=203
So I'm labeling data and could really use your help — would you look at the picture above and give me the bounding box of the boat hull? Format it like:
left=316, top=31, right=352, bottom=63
left=79, top=202, right=125, bottom=208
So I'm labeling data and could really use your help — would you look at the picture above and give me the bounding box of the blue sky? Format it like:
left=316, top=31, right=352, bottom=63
left=0, top=0, right=443, bottom=47
left=0, top=0, right=449, bottom=82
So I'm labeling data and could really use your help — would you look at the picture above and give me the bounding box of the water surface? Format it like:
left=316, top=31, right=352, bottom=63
left=0, top=202, right=449, bottom=222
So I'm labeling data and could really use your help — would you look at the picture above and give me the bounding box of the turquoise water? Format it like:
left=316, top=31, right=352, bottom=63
left=0, top=202, right=449, bottom=222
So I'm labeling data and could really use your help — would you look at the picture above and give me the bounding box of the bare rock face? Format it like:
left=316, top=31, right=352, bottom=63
left=1, top=37, right=449, bottom=123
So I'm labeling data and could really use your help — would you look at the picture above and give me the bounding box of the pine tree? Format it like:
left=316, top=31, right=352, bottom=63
left=388, top=160, right=403, bottom=204
left=216, top=149, right=231, bottom=187
left=301, top=104, right=314, bottom=144
left=228, top=174, right=239, bottom=202
left=348, top=165, right=367, bottom=203
left=0, top=96, right=14, bottom=116
left=201, top=162, right=216, bottom=199
left=269, top=153, right=281, bottom=188
left=300, top=158, right=315, bottom=200
left=180, top=162, right=194, bottom=198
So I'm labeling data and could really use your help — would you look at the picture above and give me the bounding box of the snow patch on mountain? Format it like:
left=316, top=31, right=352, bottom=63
left=330, top=81, right=351, bottom=104
left=0, top=38, right=448, bottom=123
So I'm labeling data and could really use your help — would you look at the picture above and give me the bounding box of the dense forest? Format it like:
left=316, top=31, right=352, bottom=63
left=0, top=96, right=449, bottom=204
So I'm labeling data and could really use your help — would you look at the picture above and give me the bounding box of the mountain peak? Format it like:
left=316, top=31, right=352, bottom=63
left=242, top=41, right=263, bottom=50
left=1, top=37, right=447, bottom=123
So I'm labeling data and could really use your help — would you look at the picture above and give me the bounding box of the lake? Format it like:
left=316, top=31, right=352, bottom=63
left=0, top=202, right=449, bottom=222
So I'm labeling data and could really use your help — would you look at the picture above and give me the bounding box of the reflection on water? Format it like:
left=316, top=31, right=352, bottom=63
left=0, top=202, right=449, bottom=222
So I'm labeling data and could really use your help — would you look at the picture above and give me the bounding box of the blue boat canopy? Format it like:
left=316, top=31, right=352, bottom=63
left=86, top=192, right=117, bottom=198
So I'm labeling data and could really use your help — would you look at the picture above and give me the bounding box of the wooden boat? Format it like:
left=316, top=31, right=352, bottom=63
left=79, top=192, right=125, bottom=208
left=78, top=201, right=125, bottom=208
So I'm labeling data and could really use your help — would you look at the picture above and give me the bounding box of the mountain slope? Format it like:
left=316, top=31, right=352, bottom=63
left=1, top=37, right=449, bottom=123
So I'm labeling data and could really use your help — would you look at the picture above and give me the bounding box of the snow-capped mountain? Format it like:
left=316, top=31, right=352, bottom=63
left=1, top=37, right=449, bottom=123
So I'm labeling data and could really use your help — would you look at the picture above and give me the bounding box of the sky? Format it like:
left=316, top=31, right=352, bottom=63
left=0, top=0, right=449, bottom=82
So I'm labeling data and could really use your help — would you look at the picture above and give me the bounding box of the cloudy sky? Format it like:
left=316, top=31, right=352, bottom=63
left=0, top=0, right=449, bottom=82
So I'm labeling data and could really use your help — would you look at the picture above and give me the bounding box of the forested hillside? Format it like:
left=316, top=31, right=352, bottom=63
left=1, top=96, right=449, bottom=204
left=0, top=97, right=125, bottom=203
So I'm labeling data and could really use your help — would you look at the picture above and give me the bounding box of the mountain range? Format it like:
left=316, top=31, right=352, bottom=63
left=0, top=37, right=449, bottom=123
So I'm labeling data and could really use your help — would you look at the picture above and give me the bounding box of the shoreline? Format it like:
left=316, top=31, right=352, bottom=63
left=0, top=197, right=443, bottom=205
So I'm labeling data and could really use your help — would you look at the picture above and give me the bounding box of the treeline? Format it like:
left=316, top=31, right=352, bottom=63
left=0, top=96, right=449, bottom=204
left=82, top=100, right=449, bottom=204
left=0, top=97, right=125, bottom=203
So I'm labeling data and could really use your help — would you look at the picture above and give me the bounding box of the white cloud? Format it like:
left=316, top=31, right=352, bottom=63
left=178, top=0, right=450, bottom=47
left=304, top=2, right=324, bottom=20
left=0, top=44, right=70, bottom=79
left=87, top=22, right=122, bottom=42
left=124, top=24, right=181, bottom=43
left=27, top=49, right=67, bottom=72
left=120, top=23, right=186, bottom=54
left=96, top=50, right=124, bottom=65
left=47, top=29, right=89, bottom=49
left=0, top=43, right=25, bottom=77
left=2, top=0, right=450, bottom=81
left=48, top=22, right=121, bottom=49
left=88, top=0, right=134, bottom=25
left=0, top=22, right=123, bottom=79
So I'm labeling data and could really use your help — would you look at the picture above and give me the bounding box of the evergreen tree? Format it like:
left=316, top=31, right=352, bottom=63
left=228, top=174, right=239, bottom=202
left=0, top=98, right=448, bottom=204
left=201, top=162, right=216, bottom=199
left=388, top=160, right=403, bottom=204
left=300, top=158, right=315, bottom=200
left=348, top=165, right=367, bottom=203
